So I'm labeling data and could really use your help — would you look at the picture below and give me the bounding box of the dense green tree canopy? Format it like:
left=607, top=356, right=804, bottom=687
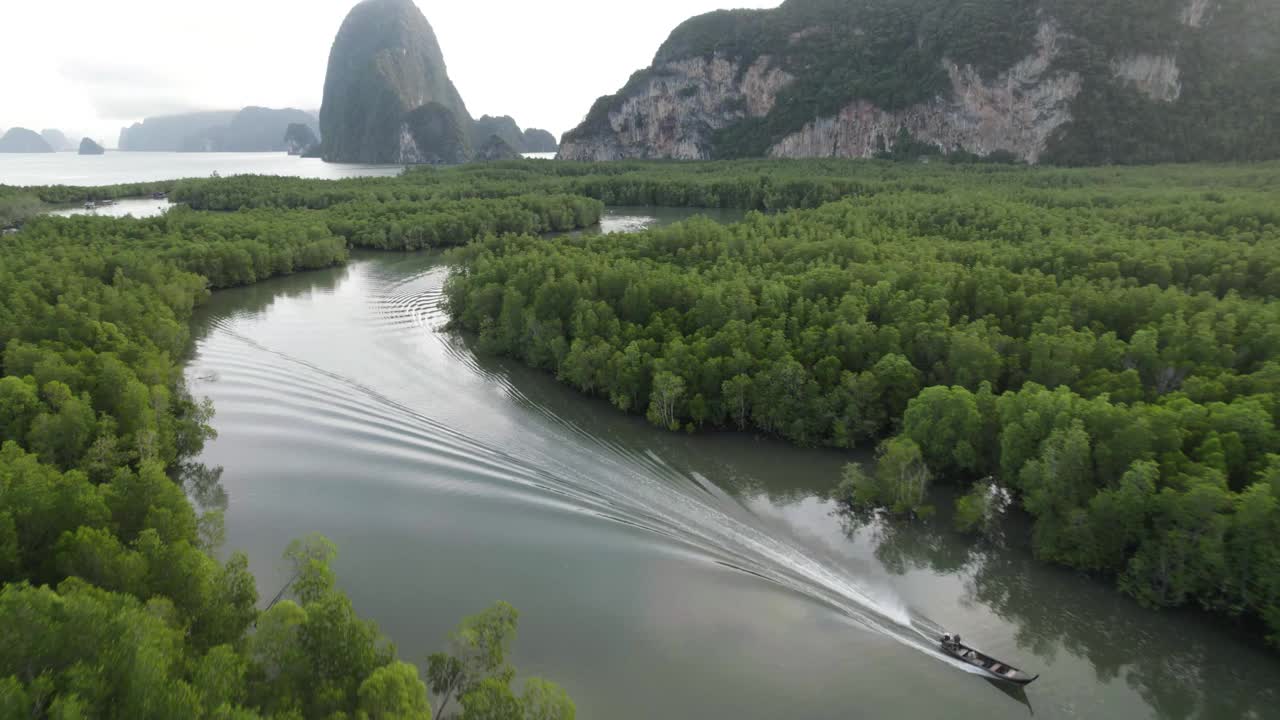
left=0, top=165, right=597, bottom=717
left=441, top=159, right=1280, bottom=648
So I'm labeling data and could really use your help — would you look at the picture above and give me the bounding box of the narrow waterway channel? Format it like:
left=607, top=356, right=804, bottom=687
left=185, top=208, right=1280, bottom=720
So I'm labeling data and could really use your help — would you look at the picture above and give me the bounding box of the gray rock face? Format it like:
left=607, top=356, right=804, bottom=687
left=769, top=23, right=1080, bottom=163
left=559, top=55, right=792, bottom=161
left=320, top=0, right=472, bottom=163
left=78, top=137, right=106, bottom=155
left=559, top=0, right=1280, bottom=164
left=397, top=102, right=472, bottom=165
left=1110, top=55, right=1182, bottom=103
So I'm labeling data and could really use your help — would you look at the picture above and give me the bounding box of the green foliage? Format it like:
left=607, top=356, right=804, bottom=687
left=358, top=662, right=433, bottom=720
left=570, top=0, right=1280, bottom=163
left=428, top=603, right=574, bottom=720
left=954, top=479, right=1006, bottom=535
left=833, top=439, right=934, bottom=518
left=519, top=678, right=576, bottom=720
left=1, top=166, right=589, bottom=715
left=443, top=158, right=1280, bottom=647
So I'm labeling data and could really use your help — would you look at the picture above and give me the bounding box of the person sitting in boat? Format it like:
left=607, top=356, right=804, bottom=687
left=941, top=633, right=961, bottom=651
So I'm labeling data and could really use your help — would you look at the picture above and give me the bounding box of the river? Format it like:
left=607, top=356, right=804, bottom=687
left=184, top=208, right=1280, bottom=719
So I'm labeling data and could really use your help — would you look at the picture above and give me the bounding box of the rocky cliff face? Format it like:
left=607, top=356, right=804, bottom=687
left=320, top=0, right=472, bottom=164
left=559, top=0, right=1279, bottom=165
left=560, top=55, right=792, bottom=161
left=769, top=22, right=1078, bottom=163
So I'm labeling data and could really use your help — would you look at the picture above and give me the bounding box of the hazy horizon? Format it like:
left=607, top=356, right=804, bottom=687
left=0, top=0, right=781, bottom=149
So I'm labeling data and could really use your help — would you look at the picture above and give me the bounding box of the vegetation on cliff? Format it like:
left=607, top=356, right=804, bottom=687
left=283, top=123, right=321, bottom=156
left=319, top=0, right=472, bottom=164
left=563, top=0, right=1280, bottom=164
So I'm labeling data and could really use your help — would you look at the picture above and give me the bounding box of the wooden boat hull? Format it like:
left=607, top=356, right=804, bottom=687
left=942, top=641, right=1039, bottom=685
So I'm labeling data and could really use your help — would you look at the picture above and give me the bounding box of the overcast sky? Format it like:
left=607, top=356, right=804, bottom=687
left=0, top=0, right=781, bottom=147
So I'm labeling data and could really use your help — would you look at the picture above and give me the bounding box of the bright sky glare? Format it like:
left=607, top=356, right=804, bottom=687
left=0, top=0, right=781, bottom=147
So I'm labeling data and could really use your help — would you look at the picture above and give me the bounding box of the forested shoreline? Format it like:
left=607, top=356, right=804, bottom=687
left=0, top=174, right=596, bottom=718
left=440, top=161, right=1280, bottom=649
left=3, top=158, right=1279, bottom=717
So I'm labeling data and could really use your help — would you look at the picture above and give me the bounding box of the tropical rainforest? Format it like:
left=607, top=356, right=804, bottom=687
left=2, top=158, right=1279, bottom=718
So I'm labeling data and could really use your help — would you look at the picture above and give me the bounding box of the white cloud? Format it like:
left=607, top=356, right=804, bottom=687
left=0, top=0, right=781, bottom=148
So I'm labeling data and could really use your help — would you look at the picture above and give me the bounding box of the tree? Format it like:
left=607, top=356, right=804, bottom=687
left=358, top=661, right=432, bottom=720
left=460, top=678, right=521, bottom=720
left=646, top=372, right=685, bottom=431
left=875, top=437, right=935, bottom=517
left=520, top=678, right=575, bottom=720
left=428, top=602, right=519, bottom=718
left=902, top=385, right=983, bottom=475
left=721, top=374, right=752, bottom=430
left=834, top=438, right=934, bottom=517
left=953, top=479, right=1010, bottom=536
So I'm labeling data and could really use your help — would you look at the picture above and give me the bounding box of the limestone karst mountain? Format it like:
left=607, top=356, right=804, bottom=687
left=0, top=128, right=55, bottom=153
left=319, top=0, right=557, bottom=163
left=319, top=0, right=473, bottom=163
left=559, top=0, right=1280, bottom=165
left=78, top=137, right=106, bottom=155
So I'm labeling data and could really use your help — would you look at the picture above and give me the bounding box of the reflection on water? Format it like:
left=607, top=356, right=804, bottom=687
left=839, top=501, right=1280, bottom=719
left=49, top=198, right=173, bottom=219
left=183, top=209, right=1280, bottom=720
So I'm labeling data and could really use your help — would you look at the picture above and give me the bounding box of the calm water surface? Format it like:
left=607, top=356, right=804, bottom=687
left=185, top=208, right=1280, bottom=719
left=0, top=151, right=405, bottom=186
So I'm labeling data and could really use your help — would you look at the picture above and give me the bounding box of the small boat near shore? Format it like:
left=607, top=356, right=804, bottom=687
left=941, top=633, right=1039, bottom=685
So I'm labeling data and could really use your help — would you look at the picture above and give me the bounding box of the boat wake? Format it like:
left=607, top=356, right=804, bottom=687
left=195, top=259, right=977, bottom=674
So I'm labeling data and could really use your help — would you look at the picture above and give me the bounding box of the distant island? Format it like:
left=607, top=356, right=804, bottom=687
left=40, top=129, right=74, bottom=152
left=78, top=137, right=106, bottom=155
left=0, top=128, right=55, bottom=153
left=119, top=107, right=320, bottom=152
left=472, top=115, right=560, bottom=155
left=283, top=122, right=321, bottom=156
